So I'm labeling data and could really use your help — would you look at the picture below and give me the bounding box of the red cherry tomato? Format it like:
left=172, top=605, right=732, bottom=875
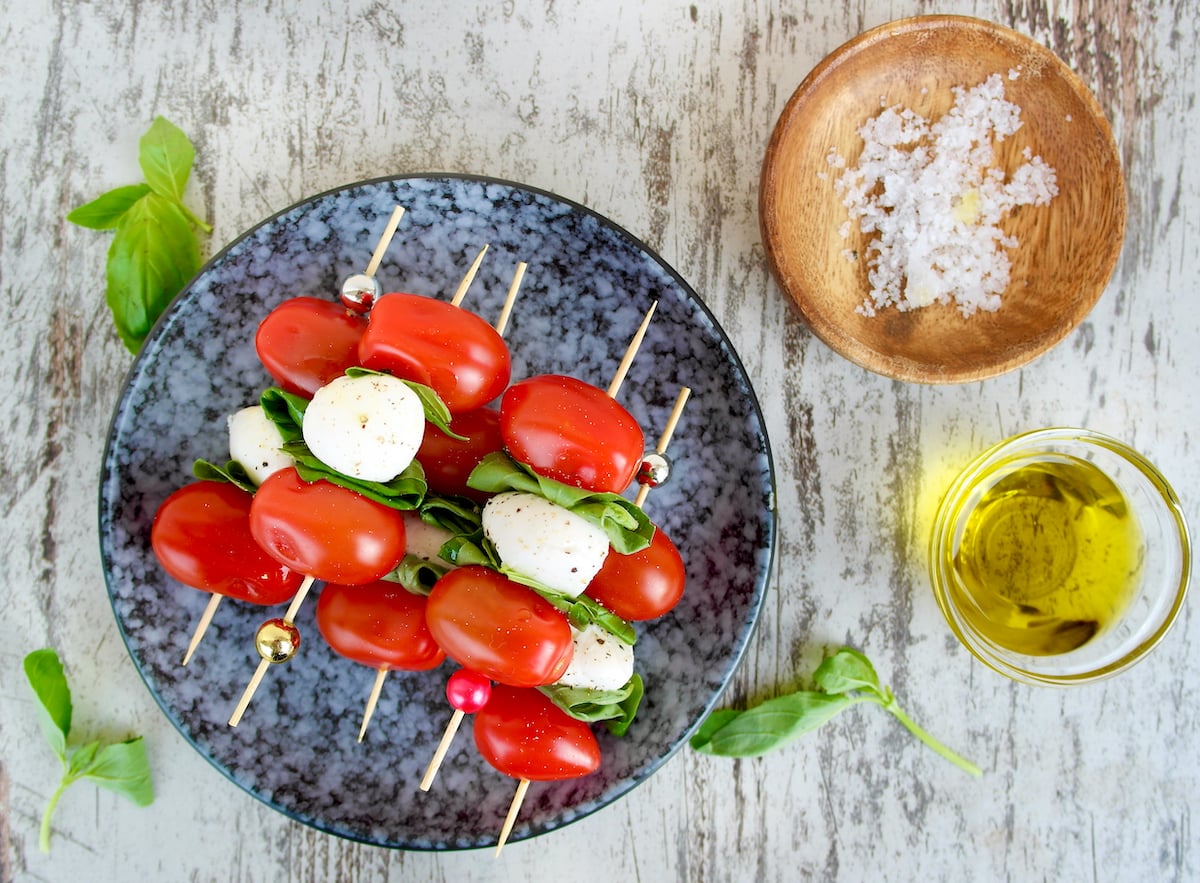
left=473, top=684, right=601, bottom=781
left=249, top=468, right=406, bottom=585
left=416, top=406, right=504, bottom=502
left=425, top=566, right=573, bottom=687
left=315, top=580, right=445, bottom=671
left=358, top=292, right=511, bottom=413
left=151, top=481, right=304, bottom=604
left=446, top=669, right=492, bottom=713
left=255, top=297, right=367, bottom=398
left=500, top=374, right=644, bottom=494
left=585, top=525, right=686, bottom=620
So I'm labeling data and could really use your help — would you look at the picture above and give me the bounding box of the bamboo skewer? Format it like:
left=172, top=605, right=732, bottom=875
left=228, top=574, right=317, bottom=727
left=364, top=206, right=406, bottom=278
left=635, top=386, right=691, bottom=508
left=182, top=593, right=224, bottom=666
left=358, top=666, right=390, bottom=743
left=449, top=244, right=490, bottom=307
left=606, top=301, right=657, bottom=399
left=419, top=708, right=466, bottom=791
left=494, top=777, right=531, bottom=857
left=494, top=262, right=526, bottom=337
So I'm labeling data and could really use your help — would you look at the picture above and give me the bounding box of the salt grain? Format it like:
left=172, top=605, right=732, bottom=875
left=830, top=73, right=1058, bottom=317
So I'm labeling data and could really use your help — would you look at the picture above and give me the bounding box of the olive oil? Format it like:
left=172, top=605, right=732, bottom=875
left=946, top=454, right=1144, bottom=656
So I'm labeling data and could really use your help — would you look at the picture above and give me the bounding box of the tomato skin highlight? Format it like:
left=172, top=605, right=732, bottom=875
left=585, top=525, right=686, bottom=620
left=255, top=297, right=366, bottom=398
left=425, top=566, right=574, bottom=687
left=500, top=374, right=645, bottom=494
left=248, top=468, right=407, bottom=585
left=473, top=684, right=601, bottom=781
left=416, top=406, right=504, bottom=503
left=358, top=293, right=511, bottom=413
left=315, top=581, right=445, bottom=671
left=151, top=481, right=303, bottom=604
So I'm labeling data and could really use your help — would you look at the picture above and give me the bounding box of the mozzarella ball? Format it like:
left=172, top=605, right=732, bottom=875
left=556, top=623, right=635, bottom=691
left=482, top=491, right=609, bottom=597
left=302, top=373, right=425, bottom=483
left=228, top=405, right=293, bottom=485
left=401, top=511, right=455, bottom=566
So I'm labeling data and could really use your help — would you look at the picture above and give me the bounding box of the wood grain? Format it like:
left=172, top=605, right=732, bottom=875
left=1, top=1, right=1198, bottom=881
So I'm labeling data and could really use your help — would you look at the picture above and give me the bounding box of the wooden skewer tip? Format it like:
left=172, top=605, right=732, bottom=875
left=450, top=243, right=490, bottom=307
left=364, top=205, right=405, bottom=277
left=182, top=592, right=224, bottom=666
left=358, top=667, right=389, bottom=743
left=419, top=707, right=466, bottom=792
left=494, top=778, right=531, bottom=857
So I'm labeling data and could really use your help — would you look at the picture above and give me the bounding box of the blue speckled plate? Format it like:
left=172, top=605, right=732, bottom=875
left=99, top=174, right=776, bottom=850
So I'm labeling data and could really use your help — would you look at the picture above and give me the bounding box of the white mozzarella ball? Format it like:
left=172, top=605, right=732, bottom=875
left=401, top=511, right=455, bottom=566
left=302, top=373, right=425, bottom=483
left=228, top=405, right=293, bottom=485
left=556, top=623, right=635, bottom=691
left=482, top=491, right=609, bottom=597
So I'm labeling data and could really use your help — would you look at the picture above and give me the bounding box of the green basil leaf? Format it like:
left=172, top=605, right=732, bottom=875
left=437, top=532, right=502, bottom=569
left=139, top=116, right=194, bottom=204
left=259, top=387, right=307, bottom=444
left=66, top=183, right=152, bottom=230
left=382, top=554, right=447, bottom=596
left=81, top=737, right=155, bottom=806
left=285, top=442, right=427, bottom=510
left=812, top=647, right=885, bottom=699
left=501, top=567, right=637, bottom=646
left=688, top=691, right=858, bottom=757
left=468, top=452, right=654, bottom=553
left=539, top=673, right=644, bottom=733
left=416, top=494, right=483, bottom=538
left=106, top=193, right=200, bottom=353
left=66, top=741, right=102, bottom=779
left=23, top=649, right=72, bottom=762
left=192, top=458, right=258, bottom=494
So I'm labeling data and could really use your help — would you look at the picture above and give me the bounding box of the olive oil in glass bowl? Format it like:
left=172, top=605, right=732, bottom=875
left=929, top=429, right=1190, bottom=685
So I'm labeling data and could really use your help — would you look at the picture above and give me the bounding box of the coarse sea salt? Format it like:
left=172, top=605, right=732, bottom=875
left=828, top=73, right=1058, bottom=318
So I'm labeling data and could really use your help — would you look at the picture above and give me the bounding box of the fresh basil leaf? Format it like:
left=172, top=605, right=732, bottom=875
left=259, top=387, right=307, bottom=443
left=382, top=554, right=446, bottom=596
left=23, top=649, right=72, bottom=762
left=192, top=458, right=258, bottom=494
left=468, top=452, right=654, bottom=553
left=539, top=673, right=644, bottom=733
left=106, top=193, right=200, bottom=352
left=416, top=494, right=483, bottom=537
left=501, top=567, right=637, bottom=646
left=80, top=737, right=155, bottom=806
left=66, top=740, right=101, bottom=778
left=812, top=647, right=885, bottom=699
left=438, top=532, right=502, bottom=569
left=285, top=442, right=427, bottom=510
left=66, top=183, right=151, bottom=230
left=139, top=116, right=194, bottom=204
left=689, top=691, right=858, bottom=757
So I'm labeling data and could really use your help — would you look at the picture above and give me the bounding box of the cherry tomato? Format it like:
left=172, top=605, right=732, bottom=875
left=416, top=406, right=504, bottom=502
left=358, top=292, right=511, bottom=413
left=473, top=684, right=601, bottom=781
left=425, top=566, right=573, bottom=687
left=585, top=525, right=686, bottom=620
left=255, top=297, right=367, bottom=398
left=500, top=374, right=644, bottom=494
left=315, top=580, right=445, bottom=671
left=446, top=669, right=492, bottom=713
left=248, top=467, right=406, bottom=585
left=151, top=481, right=304, bottom=604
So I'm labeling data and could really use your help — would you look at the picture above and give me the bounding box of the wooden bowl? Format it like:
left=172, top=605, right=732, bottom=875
left=760, top=15, right=1126, bottom=383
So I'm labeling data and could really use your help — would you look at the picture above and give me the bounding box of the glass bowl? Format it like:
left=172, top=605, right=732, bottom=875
left=929, top=428, right=1190, bottom=685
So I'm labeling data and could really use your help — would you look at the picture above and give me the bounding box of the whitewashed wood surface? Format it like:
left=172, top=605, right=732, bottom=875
left=2, top=1, right=1197, bottom=881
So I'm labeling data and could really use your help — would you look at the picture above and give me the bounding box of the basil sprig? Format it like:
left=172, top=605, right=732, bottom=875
left=467, top=452, right=654, bottom=554
left=24, top=649, right=154, bottom=853
left=690, top=647, right=982, bottom=776
left=191, top=458, right=257, bottom=494
left=540, top=673, right=644, bottom=735
left=67, top=116, right=211, bottom=353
